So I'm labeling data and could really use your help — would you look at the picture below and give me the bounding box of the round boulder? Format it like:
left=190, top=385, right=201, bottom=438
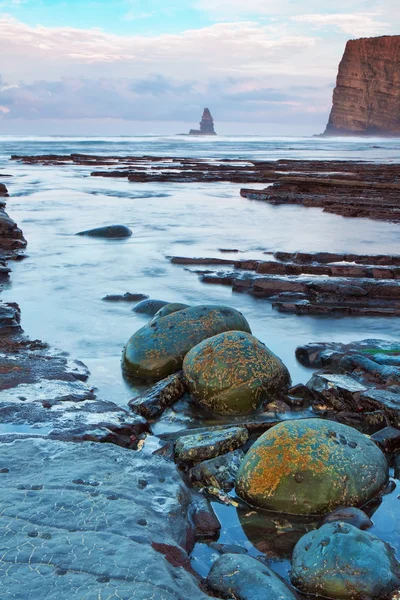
left=76, top=225, right=132, bottom=238
left=123, top=304, right=251, bottom=380
left=183, top=331, right=290, bottom=415
left=150, top=302, right=189, bottom=322
left=132, top=299, right=170, bottom=316
left=235, top=419, right=388, bottom=515
left=208, top=554, right=297, bottom=600
left=291, top=522, right=400, bottom=599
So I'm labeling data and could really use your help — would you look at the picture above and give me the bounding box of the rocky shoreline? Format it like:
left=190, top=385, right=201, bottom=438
left=10, top=154, right=400, bottom=223
left=2, top=168, right=400, bottom=599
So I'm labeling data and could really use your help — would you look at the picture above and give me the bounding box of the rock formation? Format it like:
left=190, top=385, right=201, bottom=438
left=324, top=35, right=400, bottom=136
left=189, top=108, right=217, bottom=135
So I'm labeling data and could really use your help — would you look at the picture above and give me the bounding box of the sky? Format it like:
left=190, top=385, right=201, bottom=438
left=0, top=0, right=399, bottom=135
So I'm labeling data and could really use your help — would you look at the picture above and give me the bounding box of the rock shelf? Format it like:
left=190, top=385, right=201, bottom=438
left=170, top=251, right=400, bottom=316
left=11, top=154, right=400, bottom=223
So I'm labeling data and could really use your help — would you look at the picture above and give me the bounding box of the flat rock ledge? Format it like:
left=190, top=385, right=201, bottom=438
left=170, top=251, right=400, bottom=317
left=0, top=438, right=213, bottom=600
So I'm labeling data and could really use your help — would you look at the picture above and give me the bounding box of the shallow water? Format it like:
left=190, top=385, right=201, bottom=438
left=1, top=135, right=400, bottom=588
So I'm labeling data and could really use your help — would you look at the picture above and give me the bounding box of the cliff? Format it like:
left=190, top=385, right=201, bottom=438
left=324, top=35, right=400, bottom=136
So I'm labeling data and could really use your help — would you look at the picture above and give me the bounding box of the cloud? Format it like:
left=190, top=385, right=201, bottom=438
left=0, top=74, right=331, bottom=125
left=292, top=13, right=390, bottom=36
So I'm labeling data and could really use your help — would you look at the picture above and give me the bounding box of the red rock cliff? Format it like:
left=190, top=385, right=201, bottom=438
left=324, top=35, right=400, bottom=136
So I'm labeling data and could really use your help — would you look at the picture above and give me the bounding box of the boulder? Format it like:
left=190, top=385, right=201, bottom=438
left=123, top=305, right=251, bottom=380
left=174, top=427, right=248, bottom=465
left=133, top=299, right=170, bottom=316
left=76, top=224, right=132, bottom=238
left=235, top=419, right=388, bottom=515
left=150, top=302, right=190, bottom=322
left=183, top=331, right=290, bottom=415
left=291, top=522, right=400, bottom=599
left=207, top=554, right=297, bottom=600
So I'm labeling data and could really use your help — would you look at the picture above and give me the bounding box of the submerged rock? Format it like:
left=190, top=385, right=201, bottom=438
left=291, top=522, right=400, bottom=599
left=174, top=426, right=248, bottom=465
left=183, top=331, right=290, bottom=415
left=133, top=298, right=170, bottom=316
left=321, top=506, right=373, bottom=530
left=207, top=554, right=297, bottom=600
left=76, top=224, right=132, bottom=238
left=102, top=292, right=148, bottom=302
left=235, top=419, right=388, bottom=515
left=123, top=304, right=251, bottom=380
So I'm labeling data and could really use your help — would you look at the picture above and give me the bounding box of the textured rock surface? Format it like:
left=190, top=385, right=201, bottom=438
left=207, top=554, right=297, bottom=600
left=0, top=438, right=213, bottom=600
left=123, top=304, right=251, bottom=380
left=174, top=426, right=248, bottom=465
left=235, top=419, right=388, bottom=515
left=183, top=331, right=290, bottom=415
left=324, top=36, right=400, bottom=136
left=291, top=522, right=400, bottom=599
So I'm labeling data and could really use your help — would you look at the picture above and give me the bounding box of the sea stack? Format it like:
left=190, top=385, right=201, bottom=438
left=323, top=35, right=400, bottom=136
left=189, top=108, right=217, bottom=135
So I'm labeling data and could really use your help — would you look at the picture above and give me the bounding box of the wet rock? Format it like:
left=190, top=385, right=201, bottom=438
left=265, top=399, right=291, bottom=413
left=133, top=298, right=170, bottom=316
left=0, top=301, right=22, bottom=333
left=209, top=543, right=247, bottom=555
left=150, top=302, right=190, bottom=322
left=189, top=493, right=221, bottom=539
left=307, top=373, right=367, bottom=412
left=174, top=426, right=248, bottom=465
left=128, top=371, right=187, bottom=419
left=371, top=426, right=400, bottom=455
left=123, top=304, right=251, bottom=380
left=394, top=454, right=400, bottom=479
left=76, top=224, right=132, bottom=238
left=296, top=339, right=400, bottom=369
left=291, top=522, right=400, bottom=599
left=236, top=419, right=388, bottom=515
left=183, top=331, right=290, bottom=415
left=0, top=438, right=213, bottom=599
left=321, top=506, right=373, bottom=530
left=102, top=292, right=148, bottom=302
left=207, top=553, right=297, bottom=600
left=189, top=449, right=245, bottom=491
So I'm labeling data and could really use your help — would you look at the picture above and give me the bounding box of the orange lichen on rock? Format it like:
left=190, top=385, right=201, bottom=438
left=236, top=419, right=388, bottom=515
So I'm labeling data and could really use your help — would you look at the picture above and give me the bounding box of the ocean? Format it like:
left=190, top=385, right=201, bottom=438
left=1, top=135, right=400, bottom=405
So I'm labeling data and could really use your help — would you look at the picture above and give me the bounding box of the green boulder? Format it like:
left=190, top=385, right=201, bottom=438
left=183, top=331, right=290, bottom=415
left=236, top=419, right=388, bottom=515
left=123, top=304, right=251, bottom=380
left=150, top=302, right=189, bottom=322
left=291, top=522, right=400, bottom=599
